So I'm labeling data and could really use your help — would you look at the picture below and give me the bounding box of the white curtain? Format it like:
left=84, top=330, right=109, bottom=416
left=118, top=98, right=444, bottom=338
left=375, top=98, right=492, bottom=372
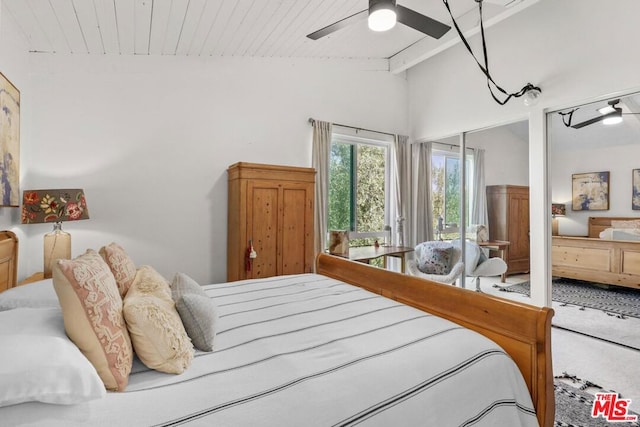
left=312, top=120, right=332, bottom=258
left=393, top=135, right=409, bottom=246
left=412, top=141, right=433, bottom=245
left=471, top=148, right=488, bottom=230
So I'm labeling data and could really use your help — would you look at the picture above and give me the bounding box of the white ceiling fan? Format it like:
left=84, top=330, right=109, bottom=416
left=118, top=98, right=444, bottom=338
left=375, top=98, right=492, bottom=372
left=306, top=0, right=451, bottom=40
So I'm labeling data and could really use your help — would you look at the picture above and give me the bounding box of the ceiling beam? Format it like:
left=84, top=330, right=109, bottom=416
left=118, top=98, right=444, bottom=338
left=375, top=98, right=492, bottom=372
left=389, top=0, right=540, bottom=74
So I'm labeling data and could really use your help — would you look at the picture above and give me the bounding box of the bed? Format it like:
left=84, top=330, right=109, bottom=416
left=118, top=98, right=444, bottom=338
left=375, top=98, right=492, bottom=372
left=0, top=244, right=554, bottom=426
left=552, top=216, right=640, bottom=289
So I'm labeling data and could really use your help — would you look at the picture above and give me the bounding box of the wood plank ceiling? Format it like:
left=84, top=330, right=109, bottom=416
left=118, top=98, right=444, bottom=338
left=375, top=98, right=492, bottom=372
left=3, top=0, right=536, bottom=73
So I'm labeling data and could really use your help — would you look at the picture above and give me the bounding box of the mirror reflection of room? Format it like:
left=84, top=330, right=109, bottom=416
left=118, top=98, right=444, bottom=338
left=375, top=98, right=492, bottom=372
left=409, top=120, right=529, bottom=290
left=549, top=92, right=640, bottom=288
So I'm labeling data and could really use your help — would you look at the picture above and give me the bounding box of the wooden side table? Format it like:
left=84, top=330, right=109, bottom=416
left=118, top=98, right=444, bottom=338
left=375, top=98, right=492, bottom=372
left=19, top=272, right=45, bottom=286
left=477, top=240, right=510, bottom=282
left=334, top=246, right=414, bottom=273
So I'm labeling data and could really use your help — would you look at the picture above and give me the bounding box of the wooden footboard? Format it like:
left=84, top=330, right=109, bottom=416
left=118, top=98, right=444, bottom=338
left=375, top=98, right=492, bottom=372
left=552, top=236, right=640, bottom=289
left=316, top=253, right=554, bottom=427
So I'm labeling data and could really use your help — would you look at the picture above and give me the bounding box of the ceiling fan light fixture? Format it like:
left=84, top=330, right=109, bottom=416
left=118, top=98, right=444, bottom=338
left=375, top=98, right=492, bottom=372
left=603, top=109, right=623, bottom=125
left=598, top=105, right=616, bottom=115
left=522, top=85, right=541, bottom=107
left=368, top=0, right=397, bottom=32
left=603, top=116, right=623, bottom=125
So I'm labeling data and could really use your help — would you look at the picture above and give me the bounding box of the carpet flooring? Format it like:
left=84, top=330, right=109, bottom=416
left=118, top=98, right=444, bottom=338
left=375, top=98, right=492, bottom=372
left=494, top=278, right=640, bottom=350
left=555, top=378, right=640, bottom=427
left=495, top=278, right=640, bottom=319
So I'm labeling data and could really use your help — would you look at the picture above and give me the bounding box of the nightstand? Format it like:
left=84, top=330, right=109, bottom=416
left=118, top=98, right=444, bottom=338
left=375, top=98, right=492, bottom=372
left=18, top=272, right=45, bottom=286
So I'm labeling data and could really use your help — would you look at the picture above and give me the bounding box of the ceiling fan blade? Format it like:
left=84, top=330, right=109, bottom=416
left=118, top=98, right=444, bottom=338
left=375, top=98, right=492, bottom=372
left=306, top=9, right=368, bottom=40
left=570, top=116, right=603, bottom=129
left=571, top=110, right=620, bottom=129
left=396, top=5, right=451, bottom=39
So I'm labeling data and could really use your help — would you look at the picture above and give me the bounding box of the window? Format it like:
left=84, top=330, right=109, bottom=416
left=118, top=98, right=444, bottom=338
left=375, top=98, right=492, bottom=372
left=431, top=147, right=473, bottom=239
left=328, top=133, right=391, bottom=247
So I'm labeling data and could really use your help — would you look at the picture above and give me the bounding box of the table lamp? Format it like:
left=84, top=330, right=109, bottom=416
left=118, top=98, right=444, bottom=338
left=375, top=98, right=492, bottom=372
left=21, top=189, right=89, bottom=278
left=551, top=203, right=566, bottom=236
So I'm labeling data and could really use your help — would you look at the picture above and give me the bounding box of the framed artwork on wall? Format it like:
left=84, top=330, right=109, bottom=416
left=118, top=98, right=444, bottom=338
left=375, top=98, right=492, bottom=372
left=0, top=72, right=20, bottom=207
left=633, top=169, right=640, bottom=210
left=572, top=171, right=609, bottom=211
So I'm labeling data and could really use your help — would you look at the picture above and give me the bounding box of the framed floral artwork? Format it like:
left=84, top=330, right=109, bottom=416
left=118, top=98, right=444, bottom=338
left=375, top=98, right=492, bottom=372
left=0, top=72, right=20, bottom=207
left=572, top=171, right=609, bottom=211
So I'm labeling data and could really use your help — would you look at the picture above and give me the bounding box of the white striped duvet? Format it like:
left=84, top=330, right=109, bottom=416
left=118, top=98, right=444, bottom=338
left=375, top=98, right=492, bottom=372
left=3, top=274, right=538, bottom=427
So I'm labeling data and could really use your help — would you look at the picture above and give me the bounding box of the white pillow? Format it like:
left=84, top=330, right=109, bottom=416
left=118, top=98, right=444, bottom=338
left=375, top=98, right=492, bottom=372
left=0, top=308, right=106, bottom=407
left=599, top=228, right=640, bottom=241
left=612, top=229, right=640, bottom=241
left=599, top=228, right=613, bottom=240
left=0, top=279, right=59, bottom=311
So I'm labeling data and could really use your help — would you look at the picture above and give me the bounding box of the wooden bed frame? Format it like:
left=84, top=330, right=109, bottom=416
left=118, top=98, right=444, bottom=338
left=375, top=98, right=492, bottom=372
left=0, top=230, right=18, bottom=293
left=552, top=216, right=640, bottom=289
left=316, top=253, right=554, bottom=427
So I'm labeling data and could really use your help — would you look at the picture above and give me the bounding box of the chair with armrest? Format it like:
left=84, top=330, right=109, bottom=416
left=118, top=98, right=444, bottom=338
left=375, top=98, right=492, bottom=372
left=406, top=241, right=465, bottom=285
left=407, top=239, right=507, bottom=290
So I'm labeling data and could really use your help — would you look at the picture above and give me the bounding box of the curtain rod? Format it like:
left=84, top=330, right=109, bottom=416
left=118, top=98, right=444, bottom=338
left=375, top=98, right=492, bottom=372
left=308, top=117, right=397, bottom=138
left=431, top=140, right=475, bottom=151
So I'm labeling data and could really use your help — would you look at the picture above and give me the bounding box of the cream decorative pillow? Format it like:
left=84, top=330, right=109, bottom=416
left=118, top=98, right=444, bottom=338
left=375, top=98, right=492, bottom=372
left=99, top=242, right=137, bottom=297
left=124, top=266, right=193, bottom=374
left=610, top=220, right=640, bottom=229
left=171, top=272, right=219, bottom=352
left=53, top=250, right=133, bottom=392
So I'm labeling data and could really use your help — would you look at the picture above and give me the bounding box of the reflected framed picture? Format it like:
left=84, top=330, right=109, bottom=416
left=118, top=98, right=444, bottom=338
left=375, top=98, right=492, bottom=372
left=572, top=171, right=609, bottom=211
left=0, top=72, right=20, bottom=207
left=633, top=169, right=640, bottom=210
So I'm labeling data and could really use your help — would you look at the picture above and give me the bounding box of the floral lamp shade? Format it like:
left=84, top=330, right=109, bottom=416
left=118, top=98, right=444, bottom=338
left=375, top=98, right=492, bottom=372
left=551, top=203, right=566, bottom=236
left=21, top=189, right=89, bottom=279
left=551, top=203, right=566, bottom=217
left=21, top=189, right=89, bottom=224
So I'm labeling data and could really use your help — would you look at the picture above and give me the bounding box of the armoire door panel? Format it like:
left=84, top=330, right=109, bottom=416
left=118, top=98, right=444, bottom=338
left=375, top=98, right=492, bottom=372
left=487, top=185, right=530, bottom=276
left=247, top=184, right=278, bottom=279
left=281, top=188, right=308, bottom=275
left=509, top=195, right=529, bottom=260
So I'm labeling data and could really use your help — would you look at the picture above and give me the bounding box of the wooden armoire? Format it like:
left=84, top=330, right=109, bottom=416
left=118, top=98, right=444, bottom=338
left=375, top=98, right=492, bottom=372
left=227, top=162, right=315, bottom=281
left=486, top=185, right=530, bottom=276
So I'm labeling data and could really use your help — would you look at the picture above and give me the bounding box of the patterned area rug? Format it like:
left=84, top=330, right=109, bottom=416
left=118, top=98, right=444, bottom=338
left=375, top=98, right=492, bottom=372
left=555, top=376, right=640, bottom=427
left=495, top=278, right=640, bottom=319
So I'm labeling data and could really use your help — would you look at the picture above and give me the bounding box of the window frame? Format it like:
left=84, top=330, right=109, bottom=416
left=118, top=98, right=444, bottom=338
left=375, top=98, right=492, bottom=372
left=329, top=132, right=392, bottom=241
left=431, top=145, right=475, bottom=230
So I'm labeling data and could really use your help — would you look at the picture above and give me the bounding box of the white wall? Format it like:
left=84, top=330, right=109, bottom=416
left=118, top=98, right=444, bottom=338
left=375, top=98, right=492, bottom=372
left=408, top=0, right=640, bottom=141
left=550, top=143, right=639, bottom=236
left=407, top=0, right=640, bottom=305
left=0, top=6, right=31, bottom=280
left=466, top=123, right=528, bottom=186
left=16, top=54, right=408, bottom=283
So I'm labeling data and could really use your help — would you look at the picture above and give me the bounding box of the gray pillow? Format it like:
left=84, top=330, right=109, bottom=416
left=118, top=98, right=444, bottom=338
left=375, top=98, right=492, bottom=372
left=170, top=273, right=218, bottom=352
left=171, top=272, right=207, bottom=300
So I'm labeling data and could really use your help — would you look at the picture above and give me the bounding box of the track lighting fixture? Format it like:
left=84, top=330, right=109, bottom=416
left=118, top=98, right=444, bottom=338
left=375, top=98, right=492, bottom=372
left=442, top=0, right=541, bottom=106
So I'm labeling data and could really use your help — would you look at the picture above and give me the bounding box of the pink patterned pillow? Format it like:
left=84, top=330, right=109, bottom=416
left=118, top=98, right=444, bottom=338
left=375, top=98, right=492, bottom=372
left=99, top=243, right=136, bottom=297
left=53, top=249, right=133, bottom=391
